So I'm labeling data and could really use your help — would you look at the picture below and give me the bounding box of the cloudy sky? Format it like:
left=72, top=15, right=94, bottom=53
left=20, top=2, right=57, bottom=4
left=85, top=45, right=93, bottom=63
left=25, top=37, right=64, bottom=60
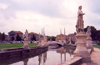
left=0, top=0, right=100, bottom=36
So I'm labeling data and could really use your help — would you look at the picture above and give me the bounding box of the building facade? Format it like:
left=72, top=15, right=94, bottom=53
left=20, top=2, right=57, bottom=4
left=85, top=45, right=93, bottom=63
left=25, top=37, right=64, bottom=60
left=68, top=34, right=76, bottom=42
left=56, top=34, right=68, bottom=41
left=28, top=32, right=39, bottom=41
left=8, top=31, right=23, bottom=41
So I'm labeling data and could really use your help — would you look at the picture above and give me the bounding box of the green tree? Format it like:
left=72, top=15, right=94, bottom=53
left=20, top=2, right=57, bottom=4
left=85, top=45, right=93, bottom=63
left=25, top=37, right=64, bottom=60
left=0, top=32, right=2, bottom=41
left=96, top=33, right=100, bottom=41
left=47, top=36, right=56, bottom=41
left=1, top=33, right=5, bottom=41
left=84, top=26, right=97, bottom=40
left=31, top=34, right=36, bottom=41
left=47, top=36, right=51, bottom=41
left=51, top=36, right=56, bottom=41
left=16, top=34, right=21, bottom=41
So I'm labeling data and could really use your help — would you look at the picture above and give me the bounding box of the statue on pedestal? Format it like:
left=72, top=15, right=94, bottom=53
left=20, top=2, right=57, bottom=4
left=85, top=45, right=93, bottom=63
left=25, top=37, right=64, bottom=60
left=76, top=6, right=85, bottom=34
left=86, top=26, right=91, bottom=39
left=23, top=29, right=29, bottom=49
left=74, top=6, right=91, bottom=62
left=86, top=26, right=94, bottom=50
left=25, top=30, right=28, bottom=40
left=38, top=28, right=47, bottom=46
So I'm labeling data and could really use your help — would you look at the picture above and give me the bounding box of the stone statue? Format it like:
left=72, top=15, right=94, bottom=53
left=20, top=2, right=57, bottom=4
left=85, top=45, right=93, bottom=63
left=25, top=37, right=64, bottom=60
left=86, top=26, right=91, bottom=39
left=38, top=28, right=47, bottom=46
left=74, top=6, right=91, bottom=62
left=76, top=6, right=85, bottom=34
left=86, top=26, right=94, bottom=51
left=23, top=29, right=29, bottom=49
left=25, top=30, right=28, bottom=40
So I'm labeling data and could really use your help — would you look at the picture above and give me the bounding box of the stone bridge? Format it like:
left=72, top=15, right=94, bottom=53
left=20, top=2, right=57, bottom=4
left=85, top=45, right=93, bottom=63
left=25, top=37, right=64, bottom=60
left=46, top=41, right=65, bottom=46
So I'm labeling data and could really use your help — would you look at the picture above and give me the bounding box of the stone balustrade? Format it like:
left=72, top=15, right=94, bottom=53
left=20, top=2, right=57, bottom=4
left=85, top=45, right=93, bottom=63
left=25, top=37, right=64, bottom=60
left=59, top=57, right=83, bottom=65
left=0, top=46, right=48, bottom=65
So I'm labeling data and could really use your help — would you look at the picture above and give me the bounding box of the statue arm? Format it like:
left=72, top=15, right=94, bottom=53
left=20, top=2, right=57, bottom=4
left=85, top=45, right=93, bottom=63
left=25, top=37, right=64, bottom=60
left=78, top=10, right=85, bottom=15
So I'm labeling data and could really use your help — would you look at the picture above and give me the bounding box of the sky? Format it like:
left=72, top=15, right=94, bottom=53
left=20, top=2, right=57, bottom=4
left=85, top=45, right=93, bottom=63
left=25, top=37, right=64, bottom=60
left=0, top=0, right=100, bottom=36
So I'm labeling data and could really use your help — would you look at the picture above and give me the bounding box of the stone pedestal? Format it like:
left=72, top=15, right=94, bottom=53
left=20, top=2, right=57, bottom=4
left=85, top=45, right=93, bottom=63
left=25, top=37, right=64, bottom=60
left=86, top=38, right=94, bottom=51
left=23, top=38, right=29, bottom=49
left=41, top=40, right=44, bottom=46
left=74, top=34, right=91, bottom=62
left=64, top=40, right=66, bottom=44
left=38, top=40, right=46, bottom=47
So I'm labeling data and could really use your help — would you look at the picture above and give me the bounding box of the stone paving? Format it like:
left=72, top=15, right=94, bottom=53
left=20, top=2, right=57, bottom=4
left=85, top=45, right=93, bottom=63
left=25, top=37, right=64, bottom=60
left=82, top=48, right=100, bottom=65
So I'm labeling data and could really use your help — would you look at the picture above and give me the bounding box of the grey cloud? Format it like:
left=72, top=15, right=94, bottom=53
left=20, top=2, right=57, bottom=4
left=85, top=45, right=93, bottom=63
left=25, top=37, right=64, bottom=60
left=0, top=23, right=5, bottom=27
left=86, top=0, right=100, bottom=14
left=0, top=0, right=66, bottom=18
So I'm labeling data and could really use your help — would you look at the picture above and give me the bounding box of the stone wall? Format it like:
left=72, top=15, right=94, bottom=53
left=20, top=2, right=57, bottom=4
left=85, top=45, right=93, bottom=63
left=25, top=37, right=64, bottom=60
left=60, top=57, right=83, bottom=65
left=0, top=46, right=48, bottom=65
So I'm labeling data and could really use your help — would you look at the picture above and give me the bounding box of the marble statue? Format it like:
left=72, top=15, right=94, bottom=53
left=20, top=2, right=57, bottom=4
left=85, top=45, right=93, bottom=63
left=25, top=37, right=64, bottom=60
left=38, top=28, right=47, bottom=46
left=86, top=26, right=94, bottom=50
left=25, top=30, right=28, bottom=40
left=74, top=6, right=91, bottom=62
left=86, top=26, right=91, bottom=39
left=76, top=6, right=85, bottom=34
left=23, top=29, right=29, bottom=49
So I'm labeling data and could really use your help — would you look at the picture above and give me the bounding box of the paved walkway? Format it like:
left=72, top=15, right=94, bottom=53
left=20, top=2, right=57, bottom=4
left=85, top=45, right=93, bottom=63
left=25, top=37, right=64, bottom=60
left=82, top=48, right=100, bottom=65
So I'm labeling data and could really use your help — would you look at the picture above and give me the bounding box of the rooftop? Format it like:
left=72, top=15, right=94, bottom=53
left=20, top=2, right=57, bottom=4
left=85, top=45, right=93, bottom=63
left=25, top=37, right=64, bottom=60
left=56, top=34, right=67, bottom=36
left=13, top=31, right=23, bottom=34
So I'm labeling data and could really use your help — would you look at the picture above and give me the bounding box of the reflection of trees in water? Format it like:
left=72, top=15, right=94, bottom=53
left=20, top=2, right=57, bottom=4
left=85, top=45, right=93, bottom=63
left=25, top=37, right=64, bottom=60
left=38, top=52, right=47, bottom=65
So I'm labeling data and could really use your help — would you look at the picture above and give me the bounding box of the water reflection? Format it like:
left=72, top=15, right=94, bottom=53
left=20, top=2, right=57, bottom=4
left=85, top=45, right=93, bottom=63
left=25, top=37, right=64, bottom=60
left=23, top=58, right=29, bottom=65
left=38, top=54, right=42, bottom=65
left=38, top=52, right=47, bottom=65
left=56, top=47, right=74, bottom=64
left=36, top=47, right=74, bottom=65
left=1, top=47, right=74, bottom=65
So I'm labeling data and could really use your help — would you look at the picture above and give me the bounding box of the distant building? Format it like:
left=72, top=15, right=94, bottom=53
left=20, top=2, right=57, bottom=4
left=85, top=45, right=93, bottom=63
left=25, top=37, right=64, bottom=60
left=56, top=34, right=68, bottom=41
left=8, top=31, right=23, bottom=41
left=68, top=34, right=76, bottom=42
left=28, top=32, right=39, bottom=41
left=5, top=34, right=9, bottom=41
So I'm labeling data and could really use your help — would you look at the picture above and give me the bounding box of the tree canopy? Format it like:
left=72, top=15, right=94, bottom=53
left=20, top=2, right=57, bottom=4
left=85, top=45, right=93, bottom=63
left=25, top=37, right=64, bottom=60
left=0, top=32, right=5, bottom=41
left=47, top=36, right=56, bottom=41
left=0, top=32, right=2, bottom=41
left=1, top=33, right=5, bottom=41
left=31, top=34, right=36, bottom=41
left=84, top=26, right=100, bottom=41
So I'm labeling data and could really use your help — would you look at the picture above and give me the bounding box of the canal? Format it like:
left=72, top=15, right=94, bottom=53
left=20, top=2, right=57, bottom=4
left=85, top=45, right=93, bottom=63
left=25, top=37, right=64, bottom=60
left=1, top=46, right=74, bottom=65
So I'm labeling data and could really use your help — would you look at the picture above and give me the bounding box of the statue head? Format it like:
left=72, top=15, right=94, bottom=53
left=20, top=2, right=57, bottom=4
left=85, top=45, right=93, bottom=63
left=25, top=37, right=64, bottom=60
left=78, top=6, right=82, bottom=10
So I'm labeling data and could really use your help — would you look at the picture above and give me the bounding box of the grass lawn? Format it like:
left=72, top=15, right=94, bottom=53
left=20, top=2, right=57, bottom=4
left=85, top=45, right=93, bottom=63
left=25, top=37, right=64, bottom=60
left=93, top=45, right=100, bottom=49
left=0, top=43, right=38, bottom=49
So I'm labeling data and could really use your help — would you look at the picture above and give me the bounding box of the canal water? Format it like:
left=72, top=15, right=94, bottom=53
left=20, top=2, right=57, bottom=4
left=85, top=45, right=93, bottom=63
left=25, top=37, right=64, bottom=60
left=1, top=47, right=74, bottom=65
